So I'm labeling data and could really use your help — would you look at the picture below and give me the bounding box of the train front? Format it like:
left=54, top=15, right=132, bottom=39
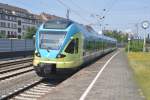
left=33, top=19, right=83, bottom=77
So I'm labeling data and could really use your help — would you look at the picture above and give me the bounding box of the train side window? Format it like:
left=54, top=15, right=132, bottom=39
left=65, top=38, right=79, bottom=54
left=65, top=39, right=75, bottom=54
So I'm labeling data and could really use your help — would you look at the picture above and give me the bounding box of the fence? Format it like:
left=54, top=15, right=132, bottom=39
left=0, top=39, right=35, bottom=59
left=0, top=39, right=34, bottom=52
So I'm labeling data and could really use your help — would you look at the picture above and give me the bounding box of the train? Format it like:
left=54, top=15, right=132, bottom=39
left=33, top=18, right=117, bottom=77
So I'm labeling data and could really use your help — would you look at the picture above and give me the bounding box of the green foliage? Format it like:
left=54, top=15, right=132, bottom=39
left=104, top=30, right=128, bottom=43
left=0, top=32, right=6, bottom=38
left=23, top=27, right=37, bottom=39
left=125, top=39, right=143, bottom=52
left=18, top=35, right=21, bottom=39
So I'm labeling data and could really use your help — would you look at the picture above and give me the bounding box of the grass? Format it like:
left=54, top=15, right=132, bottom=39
left=128, top=52, right=150, bottom=100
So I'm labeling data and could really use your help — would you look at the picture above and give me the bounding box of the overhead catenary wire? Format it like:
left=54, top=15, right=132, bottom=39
left=69, top=0, right=96, bottom=15
left=2, top=0, right=89, bottom=24
left=3, top=0, right=55, bottom=15
left=69, top=0, right=102, bottom=26
left=1, top=0, right=118, bottom=28
left=90, top=0, right=119, bottom=27
left=56, top=0, right=90, bottom=23
left=103, top=0, right=119, bottom=18
left=56, top=0, right=119, bottom=31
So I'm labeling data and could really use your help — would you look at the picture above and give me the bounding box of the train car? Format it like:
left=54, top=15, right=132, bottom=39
left=33, top=18, right=117, bottom=77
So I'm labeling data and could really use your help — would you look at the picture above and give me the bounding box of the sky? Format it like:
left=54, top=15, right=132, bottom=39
left=0, top=0, right=150, bottom=36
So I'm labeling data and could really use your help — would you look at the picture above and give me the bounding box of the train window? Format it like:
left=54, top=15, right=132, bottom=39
left=44, top=19, right=72, bottom=29
left=65, top=38, right=79, bottom=54
left=39, top=31, right=66, bottom=50
left=65, top=39, right=75, bottom=54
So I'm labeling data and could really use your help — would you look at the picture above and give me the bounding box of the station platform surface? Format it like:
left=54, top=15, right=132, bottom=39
left=41, top=49, right=144, bottom=100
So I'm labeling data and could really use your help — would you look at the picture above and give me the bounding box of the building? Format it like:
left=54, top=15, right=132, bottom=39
left=35, top=12, right=62, bottom=24
left=0, top=3, right=39, bottom=38
left=0, top=3, right=65, bottom=38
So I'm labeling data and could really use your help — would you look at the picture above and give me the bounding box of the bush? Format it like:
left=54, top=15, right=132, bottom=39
left=125, top=40, right=143, bottom=52
left=23, top=27, right=36, bottom=39
left=0, top=32, right=6, bottom=38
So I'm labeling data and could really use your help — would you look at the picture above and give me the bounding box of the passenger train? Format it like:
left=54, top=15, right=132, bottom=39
left=33, top=18, right=117, bottom=77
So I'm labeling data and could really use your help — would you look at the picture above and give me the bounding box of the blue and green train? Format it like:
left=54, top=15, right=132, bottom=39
left=33, top=18, right=117, bottom=77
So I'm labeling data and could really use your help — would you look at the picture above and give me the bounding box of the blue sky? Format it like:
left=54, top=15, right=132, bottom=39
left=0, top=0, right=150, bottom=35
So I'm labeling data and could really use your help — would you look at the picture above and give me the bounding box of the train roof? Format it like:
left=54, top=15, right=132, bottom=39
left=101, top=35, right=117, bottom=42
left=43, top=18, right=117, bottom=42
left=43, top=18, right=73, bottom=29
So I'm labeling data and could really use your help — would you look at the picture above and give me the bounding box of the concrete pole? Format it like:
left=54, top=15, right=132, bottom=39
left=128, top=38, right=130, bottom=53
left=143, top=29, right=146, bottom=52
left=66, top=9, right=70, bottom=20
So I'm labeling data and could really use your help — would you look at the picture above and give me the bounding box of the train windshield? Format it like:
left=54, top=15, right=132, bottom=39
left=39, top=31, right=66, bottom=50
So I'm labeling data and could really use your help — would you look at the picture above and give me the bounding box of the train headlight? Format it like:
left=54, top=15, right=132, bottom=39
left=56, top=54, right=66, bottom=58
left=35, top=52, right=41, bottom=57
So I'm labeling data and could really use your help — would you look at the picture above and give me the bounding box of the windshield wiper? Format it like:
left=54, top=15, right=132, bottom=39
left=47, top=47, right=51, bottom=52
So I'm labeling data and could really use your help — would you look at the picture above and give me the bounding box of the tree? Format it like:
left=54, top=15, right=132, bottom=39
left=0, top=32, right=6, bottom=38
left=104, top=30, right=128, bottom=43
left=23, top=27, right=37, bottom=39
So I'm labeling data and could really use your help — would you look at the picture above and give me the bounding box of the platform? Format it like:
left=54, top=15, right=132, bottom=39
left=40, top=49, right=144, bottom=100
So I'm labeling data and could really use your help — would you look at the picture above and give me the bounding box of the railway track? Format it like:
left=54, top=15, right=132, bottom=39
left=0, top=58, right=32, bottom=68
left=0, top=78, right=43, bottom=100
left=0, top=76, right=69, bottom=100
left=0, top=66, right=34, bottom=81
left=0, top=58, right=33, bottom=81
left=0, top=70, right=75, bottom=100
left=0, top=62, right=32, bottom=74
left=0, top=57, right=58, bottom=100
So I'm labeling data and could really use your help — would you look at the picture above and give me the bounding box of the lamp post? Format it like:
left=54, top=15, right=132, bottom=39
left=141, top=21, right=150, bottom=52
left=128, top=37, right=131, bottom=53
